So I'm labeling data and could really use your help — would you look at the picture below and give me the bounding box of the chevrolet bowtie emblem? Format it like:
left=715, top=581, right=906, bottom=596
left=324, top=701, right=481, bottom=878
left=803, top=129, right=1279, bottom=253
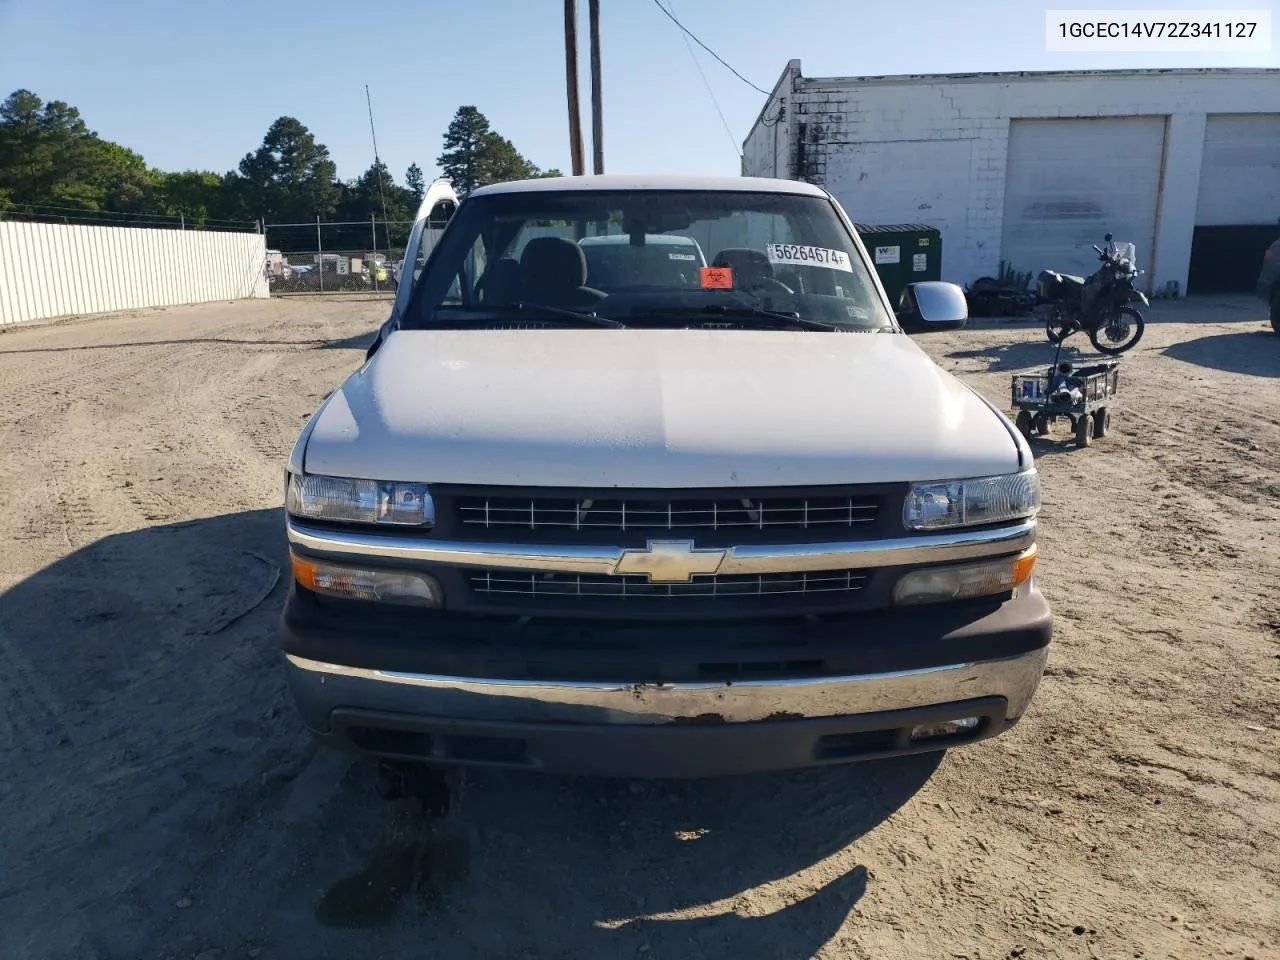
left=613, top=539, right=728, bottom=583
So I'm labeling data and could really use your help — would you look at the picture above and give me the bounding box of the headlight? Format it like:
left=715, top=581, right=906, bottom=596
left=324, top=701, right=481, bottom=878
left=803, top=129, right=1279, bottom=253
left=286, top=472, right=435, bottom=526
left=903, top=469, right=1039, bottom=531
left=893, top=546, right=1037, bottom=605
left=291, top=553, right=442, bottom=607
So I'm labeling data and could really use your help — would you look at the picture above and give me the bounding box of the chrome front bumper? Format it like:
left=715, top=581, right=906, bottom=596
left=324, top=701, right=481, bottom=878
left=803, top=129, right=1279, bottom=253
left=285, top=646, right=1049, bottom=731
left=284, top=646, right=1049, bottom=776
left=282, top=514, right=1048, bottom=775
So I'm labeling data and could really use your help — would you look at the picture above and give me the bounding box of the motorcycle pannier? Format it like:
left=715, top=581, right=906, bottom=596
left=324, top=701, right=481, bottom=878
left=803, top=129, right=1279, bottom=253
left=1036, top=270, right=1064, bottom=301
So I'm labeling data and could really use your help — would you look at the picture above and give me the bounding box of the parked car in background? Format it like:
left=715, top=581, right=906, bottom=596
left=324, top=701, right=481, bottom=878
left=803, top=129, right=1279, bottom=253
left=1257, top=233, right=1280, bottom=334
left=578, top=232, right=707, bottom=291
left=281, top=174, right=1050, bottom=780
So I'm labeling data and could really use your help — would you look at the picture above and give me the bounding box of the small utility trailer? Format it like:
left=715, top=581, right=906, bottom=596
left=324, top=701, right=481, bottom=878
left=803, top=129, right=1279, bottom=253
left=1010, top=357, right=1120, bottom=448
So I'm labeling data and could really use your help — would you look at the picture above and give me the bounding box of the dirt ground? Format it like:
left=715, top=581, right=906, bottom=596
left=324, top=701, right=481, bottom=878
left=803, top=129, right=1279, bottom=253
left=1, top=293, right=1276, bottom=960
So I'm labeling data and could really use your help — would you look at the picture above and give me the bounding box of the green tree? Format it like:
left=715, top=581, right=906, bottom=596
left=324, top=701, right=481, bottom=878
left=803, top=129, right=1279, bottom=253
left=211, top=173, right=258, bottom=224
left=93, top=140, right=154, bottom=212
left=153, top=170, right=227, bottom=225
left=0, top=90, right=55, bottom=205
left=436, top=106, right=491, bottom=196
left=1, top=91, right=96, bottom=209
left=405, top=162, right=425, bottom=204
left=334, top=159, right=418, bottom=249
left=436, top=105, right=548, bottom=197
left=238, top=116, right=340, bottom=223
left=0, top=89, right=165, bottom=215
left=482, top=132, right=538, bottom=184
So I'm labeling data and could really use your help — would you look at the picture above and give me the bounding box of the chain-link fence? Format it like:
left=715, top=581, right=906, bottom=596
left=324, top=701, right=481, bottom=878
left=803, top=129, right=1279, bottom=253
left=264, top=218, right=403, bottom=296
left=263, top=217, right=445, bottom=296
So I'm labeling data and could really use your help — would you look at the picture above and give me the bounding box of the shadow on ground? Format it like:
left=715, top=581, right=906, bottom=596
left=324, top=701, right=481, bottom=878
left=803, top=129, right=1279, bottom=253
left=957, top=295, right=1265, bottom=343
left=318, top=330, right=379, bottom=351
left=0, top=508, right=939, bottom=960
left=1141, top=295, right=1268, bottom=324
left=947, top=338, right=1090, bottom=373
left=1162, top=330, right=1280, bottom=378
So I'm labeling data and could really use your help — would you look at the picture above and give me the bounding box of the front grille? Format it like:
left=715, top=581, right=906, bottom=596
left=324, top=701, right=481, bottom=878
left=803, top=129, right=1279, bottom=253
left=455, top=494, right=880, bottom=533
left=467, top=569, right=869, bottom=600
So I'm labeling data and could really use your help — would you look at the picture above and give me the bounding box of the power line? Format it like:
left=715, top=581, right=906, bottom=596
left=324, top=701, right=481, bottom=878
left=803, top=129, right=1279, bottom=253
left=661, top=0, right=740, bottom=158
left=649, top=0, right=771, bottom=97
left=1, top=202, right=254, bottom=227
left=264, top=220, right=417, bottom=228
left=0, top=210, right=254, bottom=230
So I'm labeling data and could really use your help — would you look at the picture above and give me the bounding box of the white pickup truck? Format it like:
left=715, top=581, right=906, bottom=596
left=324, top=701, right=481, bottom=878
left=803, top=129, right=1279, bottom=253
left=280, top=174, right=1050, bottom=778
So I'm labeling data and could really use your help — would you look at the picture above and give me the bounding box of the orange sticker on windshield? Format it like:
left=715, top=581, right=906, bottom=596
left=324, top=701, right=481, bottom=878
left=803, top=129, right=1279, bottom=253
left=699, top=266, right=733, bottom=289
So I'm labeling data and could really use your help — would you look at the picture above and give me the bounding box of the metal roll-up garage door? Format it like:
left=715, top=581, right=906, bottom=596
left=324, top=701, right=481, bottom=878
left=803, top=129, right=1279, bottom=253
left=999, top=117, right=1166, bottom=283
left=1188, top=114, right=1280, bottom=294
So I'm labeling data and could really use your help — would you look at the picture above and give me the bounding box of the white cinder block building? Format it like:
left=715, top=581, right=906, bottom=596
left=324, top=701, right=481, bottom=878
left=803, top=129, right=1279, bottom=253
left=742, top=61, right=1280, bottom=296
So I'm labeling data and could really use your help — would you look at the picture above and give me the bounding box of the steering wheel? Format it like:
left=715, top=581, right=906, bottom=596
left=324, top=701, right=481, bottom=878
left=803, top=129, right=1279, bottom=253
left=749, top=276, right=795, bottom=296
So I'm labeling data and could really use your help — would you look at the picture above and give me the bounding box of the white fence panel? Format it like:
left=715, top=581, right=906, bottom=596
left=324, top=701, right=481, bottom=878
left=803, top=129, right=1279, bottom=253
left=0, top=221, right=268, bottom=325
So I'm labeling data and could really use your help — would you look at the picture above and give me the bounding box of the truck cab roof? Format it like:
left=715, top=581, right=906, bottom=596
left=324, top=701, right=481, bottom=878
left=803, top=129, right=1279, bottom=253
left=468, top=174, right=830, bottom=198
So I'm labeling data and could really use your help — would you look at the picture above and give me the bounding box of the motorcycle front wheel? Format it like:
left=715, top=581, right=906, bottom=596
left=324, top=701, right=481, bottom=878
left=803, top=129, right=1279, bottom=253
left=1090, top=306, right=1144, bottom=354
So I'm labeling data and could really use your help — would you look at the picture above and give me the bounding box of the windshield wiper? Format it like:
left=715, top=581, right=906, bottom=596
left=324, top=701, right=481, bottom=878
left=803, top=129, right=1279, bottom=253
left=508, top=302, right=626, bottom=328
left=429, top=303, right=626, bottom=329
left=629, top=304, right=839, bottom=332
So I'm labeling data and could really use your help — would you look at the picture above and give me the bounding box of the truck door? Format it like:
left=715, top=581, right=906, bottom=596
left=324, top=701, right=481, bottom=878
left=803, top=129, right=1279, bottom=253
left=372, top=179, right=458, bottom=357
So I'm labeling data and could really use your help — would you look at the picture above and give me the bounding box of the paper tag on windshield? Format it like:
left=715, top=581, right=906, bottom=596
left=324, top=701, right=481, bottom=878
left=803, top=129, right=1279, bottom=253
left=765, top=243, right=853, bottom=272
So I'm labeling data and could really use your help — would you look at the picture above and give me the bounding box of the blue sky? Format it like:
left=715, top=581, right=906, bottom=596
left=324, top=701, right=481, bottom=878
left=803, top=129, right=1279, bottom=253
left=0, top=0, right=1274, bottom=185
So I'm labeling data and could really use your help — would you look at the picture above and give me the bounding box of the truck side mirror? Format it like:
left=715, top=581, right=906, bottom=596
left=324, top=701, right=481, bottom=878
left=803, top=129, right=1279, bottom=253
left=897, top=281, right=968, bottom=334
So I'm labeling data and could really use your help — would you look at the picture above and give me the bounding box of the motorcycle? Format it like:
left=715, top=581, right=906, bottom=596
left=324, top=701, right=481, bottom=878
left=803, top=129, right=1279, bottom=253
left=1035, top=234, right=1149, bottom=355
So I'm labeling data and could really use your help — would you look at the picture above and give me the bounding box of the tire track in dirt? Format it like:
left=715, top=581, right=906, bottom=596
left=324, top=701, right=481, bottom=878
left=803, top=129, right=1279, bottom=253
left=2, top=299, right=1277, bottom=960
left=934, top=311, right=1280, bottom=959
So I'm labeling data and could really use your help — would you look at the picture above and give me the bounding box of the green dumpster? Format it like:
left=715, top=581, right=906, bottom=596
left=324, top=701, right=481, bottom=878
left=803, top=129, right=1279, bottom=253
left=854, top=223, right=942, bottom=308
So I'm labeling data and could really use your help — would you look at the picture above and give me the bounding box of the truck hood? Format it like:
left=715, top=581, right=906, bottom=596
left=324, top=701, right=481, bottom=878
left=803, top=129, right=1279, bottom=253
left=302, top=328, right=1022, bottom=487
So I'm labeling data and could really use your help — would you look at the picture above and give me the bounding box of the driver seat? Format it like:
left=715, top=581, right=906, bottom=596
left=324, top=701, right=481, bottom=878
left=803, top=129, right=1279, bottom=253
left=519, top=237, right=606, bottom=309
left=711, top=247, right=777, bottom=292
left=476, top=258, right=521, bottom=306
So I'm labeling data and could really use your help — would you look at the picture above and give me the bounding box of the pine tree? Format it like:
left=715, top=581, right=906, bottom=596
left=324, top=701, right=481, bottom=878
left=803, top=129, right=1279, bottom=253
left=237, top=116, right=339, bottom=222
left=405, top=162, right=424, bottom=204
left=436, top=106, right=545, bottom=196
left=436, top=106, right=492, bottom=197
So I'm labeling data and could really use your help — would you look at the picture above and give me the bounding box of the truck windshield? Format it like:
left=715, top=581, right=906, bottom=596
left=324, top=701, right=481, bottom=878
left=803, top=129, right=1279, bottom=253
left=402, top=189, right=895, bottom=331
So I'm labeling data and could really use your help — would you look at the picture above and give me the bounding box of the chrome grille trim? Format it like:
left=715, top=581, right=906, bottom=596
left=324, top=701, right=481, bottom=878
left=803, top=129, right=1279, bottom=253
left=456, top=495, right=880, bottom=532
left=285, top=517, right=1038, bottom=575
left=468, top=569, right=869, bottom=599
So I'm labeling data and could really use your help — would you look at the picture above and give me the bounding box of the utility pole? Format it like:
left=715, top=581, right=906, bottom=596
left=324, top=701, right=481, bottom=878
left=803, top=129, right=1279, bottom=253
left=564, top=0, right=586, bottom=176
left=588, top=0, right=603, bottom=174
